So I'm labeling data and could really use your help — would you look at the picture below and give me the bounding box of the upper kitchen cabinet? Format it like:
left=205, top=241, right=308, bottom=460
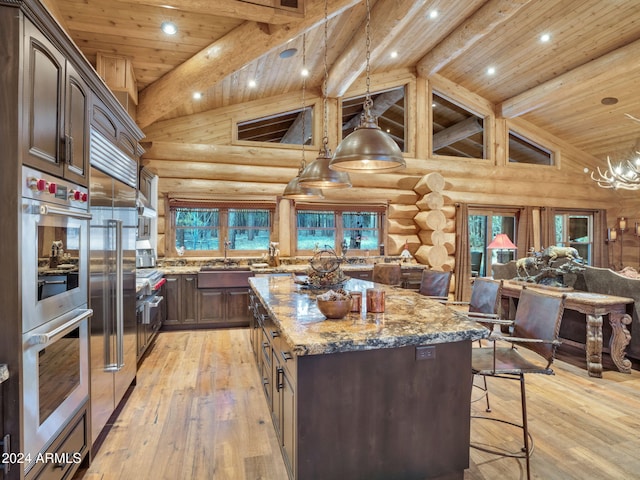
left=22, top=20, right=90, bottom=186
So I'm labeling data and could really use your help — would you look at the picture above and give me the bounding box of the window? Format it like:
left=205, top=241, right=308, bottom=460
left=468, top=209, right=518, bottom=276
left=509, top=130, right=553, bottom=165
left=295, top=206, right=384, bottom=255
left=432, top=91, right=485, bottom=158
left=341, top=86, right=406, bottom=151
left=237, top=106, right=313, bottom=144
left=555, top=212, right=593, bottom=264
left=170, top=202, right=273, bottom=256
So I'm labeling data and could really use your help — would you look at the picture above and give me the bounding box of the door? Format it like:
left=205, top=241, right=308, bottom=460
left=89, top=168, right=115, bottom=443
left=468, top=209, right=518, bottom=277
left=64, top=62, right=90, bottom=185
left=23, top=21, right=65, bottom=178
left=112, top=178, right=137, bottom=406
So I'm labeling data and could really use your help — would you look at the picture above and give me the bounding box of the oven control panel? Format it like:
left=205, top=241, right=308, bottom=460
left=22, top=166, right=89, bottom=209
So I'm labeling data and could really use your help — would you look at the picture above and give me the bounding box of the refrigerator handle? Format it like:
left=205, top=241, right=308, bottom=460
left=104, top=219, right=118, bottom=372
left=115, top=219, right=125, bottom=370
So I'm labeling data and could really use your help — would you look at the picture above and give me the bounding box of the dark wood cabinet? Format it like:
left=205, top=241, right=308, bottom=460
left=164, top=272, right=251, bottom=328
left=250, top=303, right=296, bottom=476
left=197, top=289, right=224, bottom=324
left=22, top=21, right=89, bottom=185
left=164, top=274, right=198, bottom=325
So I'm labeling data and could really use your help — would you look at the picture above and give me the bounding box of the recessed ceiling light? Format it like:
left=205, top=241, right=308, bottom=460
left=390, top=51, right=398, bottom=59
left=540, top=33, right=551, bottom=42
left=193, top=92, right=202, bottom=100
left=601, top=97, right=618, bottom=105
left=429, top=10, right=438, bottom=19
left=280, top=48, right=298, bottom=59
left=301, top=68, right=309, bottom=77
left=487, top=66, right=496, bottom=75
left=161, top=21, right=177, bottom=35
left=248, top=79, right=257, bottom=88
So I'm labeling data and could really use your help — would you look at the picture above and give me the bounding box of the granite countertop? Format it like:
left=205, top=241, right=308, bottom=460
left=158, top=262, right=426, bottom=276
left=249, top=276, right=488, bottom=356
left=0, top=364, right=8, bottom=384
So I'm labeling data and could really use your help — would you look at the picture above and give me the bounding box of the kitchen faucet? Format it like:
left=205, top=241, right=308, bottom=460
left=224, top=238, right=231, bottom=262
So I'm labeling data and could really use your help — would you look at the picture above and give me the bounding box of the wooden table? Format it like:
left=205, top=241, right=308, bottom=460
left=501, top=281, right=633, bottom=378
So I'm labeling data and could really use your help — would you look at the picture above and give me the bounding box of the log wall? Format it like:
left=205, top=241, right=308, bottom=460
left=141, top=70, right=621, bottom=264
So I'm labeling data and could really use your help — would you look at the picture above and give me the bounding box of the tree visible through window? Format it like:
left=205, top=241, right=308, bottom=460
left=296, top=209, right=383, bottom=254
left=172, top=205, right=272, bottom=255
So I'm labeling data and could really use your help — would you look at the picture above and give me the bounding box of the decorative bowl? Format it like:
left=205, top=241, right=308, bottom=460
left=317, top=299, right=352, bottom=319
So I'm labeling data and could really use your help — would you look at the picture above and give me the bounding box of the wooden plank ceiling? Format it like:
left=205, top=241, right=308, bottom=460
left=45, top=0, right=640, bottom=166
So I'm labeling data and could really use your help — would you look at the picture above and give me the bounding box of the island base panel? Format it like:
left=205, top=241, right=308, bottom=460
left=296, top=341, right=472, bottom=480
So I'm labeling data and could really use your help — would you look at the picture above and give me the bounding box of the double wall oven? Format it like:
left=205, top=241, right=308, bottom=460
left=21, top=166, right=92, bottom=474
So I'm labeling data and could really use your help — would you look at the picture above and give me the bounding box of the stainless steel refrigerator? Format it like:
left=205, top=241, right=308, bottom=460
left=89, top=129, right=138, bottom=444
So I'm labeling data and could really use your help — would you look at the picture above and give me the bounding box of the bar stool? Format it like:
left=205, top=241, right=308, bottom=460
left=470, top=287, right=566, bottom=480
left=372, top=263, right=402, bottom=286
left=418, top=269, right=452, bottom=301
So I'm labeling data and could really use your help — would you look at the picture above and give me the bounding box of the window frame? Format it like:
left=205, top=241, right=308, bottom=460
left=293, top=203, right=386, bottom=256
left=168, top=200, right=275, bottom=257
left=554, top=210, right=594, bottom=265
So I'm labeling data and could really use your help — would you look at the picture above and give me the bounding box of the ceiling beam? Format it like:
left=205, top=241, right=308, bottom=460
left=433, top=117, right=483, bottom=150
left=123, top=0, right=302, bottom=24
left=136, top=0, right=360, bottom=128
left=499, top=37, right=640, bottom=118
left=416, top=0, right=533, bottom=78
left=342, top=88, right=404, bottom=131
left=326, top=0, right=428, bottom=98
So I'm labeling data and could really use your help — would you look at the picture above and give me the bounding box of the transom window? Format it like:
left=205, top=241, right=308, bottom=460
left=295, top=205, right=384, bottom=255
left=170, top=202, right=273, bottom=256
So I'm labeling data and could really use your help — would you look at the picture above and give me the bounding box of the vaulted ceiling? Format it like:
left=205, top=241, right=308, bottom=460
left=44, top=0, right=640, bottom=167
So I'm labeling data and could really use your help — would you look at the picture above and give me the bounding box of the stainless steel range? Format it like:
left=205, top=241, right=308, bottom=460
left=135, top=269, right=165, bottom=361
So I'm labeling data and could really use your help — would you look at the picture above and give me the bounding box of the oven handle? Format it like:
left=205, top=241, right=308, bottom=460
left=148, top=295, right=164, bottom=308
left=28, top=308, right=93, bottom=346
left=39, top=204, right=92, bottom=220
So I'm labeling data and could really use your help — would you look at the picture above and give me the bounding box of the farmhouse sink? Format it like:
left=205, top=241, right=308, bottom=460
left=199, top=265, right=250, bottom=271
left=197, top=269, right=252, bottom=288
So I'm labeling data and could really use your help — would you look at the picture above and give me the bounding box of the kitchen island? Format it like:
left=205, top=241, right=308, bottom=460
left=248, top=275, right=487, bottom=480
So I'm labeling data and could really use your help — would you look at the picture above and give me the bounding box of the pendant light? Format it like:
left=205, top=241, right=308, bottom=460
left=283, top=34, right=324, bottom=200
left=298, top=0, right=352, bottom=189
left=329, top=0, right=406, bottom=173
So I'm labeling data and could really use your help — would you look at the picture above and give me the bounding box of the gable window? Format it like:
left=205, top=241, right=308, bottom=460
left=295, top=204, right=385, bottom=255
left=342, top=86, right=406, bottom=152
left=509, top=130, right=553, bottom=165
left=432, top=91, right=485, bottom=158
left=237, top=106, right=313, bottom=145
left=169, top=200, right=274, bottom=256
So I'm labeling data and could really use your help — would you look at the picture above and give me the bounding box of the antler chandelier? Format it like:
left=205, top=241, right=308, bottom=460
left=589, top=114, right=640, bottom=190
left=590, top=154, right=640, bottom=190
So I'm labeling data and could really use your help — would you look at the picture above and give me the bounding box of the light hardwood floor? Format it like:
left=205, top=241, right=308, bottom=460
left=75, top=329, right=640, bottom=480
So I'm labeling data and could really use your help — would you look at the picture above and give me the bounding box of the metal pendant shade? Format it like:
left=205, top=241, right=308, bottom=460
left=282, top=174, right=324, bottom=200
left=330, top=111, right=406, bottom=173
left=299, top=146, right=352, bottom=189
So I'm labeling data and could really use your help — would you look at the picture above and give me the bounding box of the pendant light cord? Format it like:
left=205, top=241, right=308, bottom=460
left=363, top=0, right=373, bottom=117
left=300, top=32, right=307, bottom=173
left=322, top=0, right=330, bottom=154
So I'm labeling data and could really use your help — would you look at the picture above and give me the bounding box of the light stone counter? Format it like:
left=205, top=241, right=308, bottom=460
left=159, top=262, right=426, bottom=276
left=249, top=275, right=488, bottom=356
left=0, top=364, right=8, bottom=384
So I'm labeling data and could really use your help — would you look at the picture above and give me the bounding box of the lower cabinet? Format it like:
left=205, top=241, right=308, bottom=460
left=163, top=274, right=197, bottom=325
left=163, top=273, right=251, bottom=329
left=249, top=296, right=296, bottom=476
left=25, top=405, right=88, bottom=480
